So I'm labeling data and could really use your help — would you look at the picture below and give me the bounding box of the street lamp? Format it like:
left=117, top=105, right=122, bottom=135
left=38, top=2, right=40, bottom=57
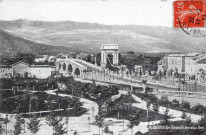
left=4, top=114, right=9, bottom=135
left=65, top=117, right=69, bottom=135
left=195, top=80, right=197, bottom=93
left=88, top=116, right=90, bottom=131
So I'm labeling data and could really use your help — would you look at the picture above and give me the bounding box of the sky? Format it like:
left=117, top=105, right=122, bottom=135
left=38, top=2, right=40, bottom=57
left=0, top=0, right=175, bottom=27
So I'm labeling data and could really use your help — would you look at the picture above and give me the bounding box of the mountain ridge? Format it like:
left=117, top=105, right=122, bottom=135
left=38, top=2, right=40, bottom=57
left=0, top=19, right=205, bottom=54
left=0, top=29, right=74, bottom=55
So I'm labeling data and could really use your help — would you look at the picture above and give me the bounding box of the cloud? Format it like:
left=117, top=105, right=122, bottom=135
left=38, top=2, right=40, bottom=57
left=0, top=0, right=3, bottom=2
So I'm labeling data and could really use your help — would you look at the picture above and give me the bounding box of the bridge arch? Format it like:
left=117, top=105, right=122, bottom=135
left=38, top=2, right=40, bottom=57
left=106, top=53, right=114, bottom=66
left=68, top=64, right=73, bottom=73
left=59, top=63, right=62, bottom=70
left=63, top=63, right=66, bottom=71
left=74, top=68, right=81, bottom=76
left=101, top=44, right=119, bottom=68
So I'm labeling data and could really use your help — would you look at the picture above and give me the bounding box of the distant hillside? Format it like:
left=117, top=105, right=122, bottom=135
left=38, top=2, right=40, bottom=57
left=0, top=19, right=206, bottom=53
left=0, top=29, right=73, bottom=55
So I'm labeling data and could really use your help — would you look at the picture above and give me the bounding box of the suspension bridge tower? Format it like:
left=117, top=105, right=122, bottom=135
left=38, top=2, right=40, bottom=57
left=101, top=44, right=119, bottom=68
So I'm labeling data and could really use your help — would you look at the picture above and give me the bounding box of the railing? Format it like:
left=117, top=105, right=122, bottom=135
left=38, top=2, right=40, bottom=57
left=152, top=89, right=206, bottom=97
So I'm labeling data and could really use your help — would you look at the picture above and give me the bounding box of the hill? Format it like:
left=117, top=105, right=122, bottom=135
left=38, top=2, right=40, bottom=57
left=0, top=19, right=206, bottom=54
left=0, top=29, right=73, bottom=55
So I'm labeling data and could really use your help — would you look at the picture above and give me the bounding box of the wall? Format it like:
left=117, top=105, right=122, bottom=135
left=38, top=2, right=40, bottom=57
left=30, top=67, right=51, bottom=79
left=185, top=57, right=197, bottom=76
left=168, top=56, right=184, bottom=72
left=0, top=68, right=13, bottom=78
left=12, top=63, right=29, bottom=77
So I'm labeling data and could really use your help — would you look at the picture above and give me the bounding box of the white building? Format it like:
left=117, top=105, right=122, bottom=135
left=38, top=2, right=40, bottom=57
left=159, top=52, right=206, bottom=81
left=158, top=56, right=168, bottom=73
left=0, top=61, right=52, bottom=79
left=167, top=54, right=186, bottom=73
left=29, top=65, right=52, bottom=79
left=0, top=65, right=13, bottom=78
left=184, top=52, right=200, bottom=76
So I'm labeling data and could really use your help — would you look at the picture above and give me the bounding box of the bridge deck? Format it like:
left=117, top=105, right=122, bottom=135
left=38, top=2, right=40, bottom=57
left=74, top=59, right=102, bottom=71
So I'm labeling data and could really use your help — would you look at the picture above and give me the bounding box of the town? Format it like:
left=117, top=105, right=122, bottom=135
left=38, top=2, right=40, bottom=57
left=1, top=44, right=206, bottom=135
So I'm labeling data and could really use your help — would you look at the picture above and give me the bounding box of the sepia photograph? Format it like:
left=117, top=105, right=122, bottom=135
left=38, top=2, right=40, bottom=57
left=0, top=0, right=206, bottom=134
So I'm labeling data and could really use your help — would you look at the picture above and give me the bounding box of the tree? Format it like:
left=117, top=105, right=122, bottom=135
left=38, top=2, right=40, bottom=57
left=159, top=70, right=163, bottom=77
left=13, top=115, right=23, bottom=135
left=71, top=96, right=81, bottom=115
left=153, top=102, right=159, bottom=120
left=95, top=104, right=104, bottom=135
left=27, top=114, right=41, bottom=134
left=185, top=115, right=192, bottom=127
left=198, top=115, right=206, bottom=134
left=146, top=101, right=151, bottom=120
left=104, top=125, right=110, bottom=135
left=184, top=115, right=193, bottom=134
left=127, top=113, right=140, bottom=135
left=95, top=113, right=104, bottom=135
left=181, top=110, right=187, bottom=119
left=65, top=117, right=69, bottom=134
left=4, top=114, right=10, bottom=135
left=0, top=122, right=4, bottom=134
left=46, top=111, right=67, bottom=135
left=161, top=108, right=171, bottom=126
left=182, top=101, right=190, bottom=110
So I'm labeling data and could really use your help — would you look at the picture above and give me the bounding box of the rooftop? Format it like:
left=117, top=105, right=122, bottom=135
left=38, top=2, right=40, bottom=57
left=168, top=54, right=186, bottom=57
left=30, top=65, right=51, bottom=68
left=0, top=65, right=12, bottom=68
left=101, top=44, right=118, bottom=50
left=186, top=52, right=200, bottom=57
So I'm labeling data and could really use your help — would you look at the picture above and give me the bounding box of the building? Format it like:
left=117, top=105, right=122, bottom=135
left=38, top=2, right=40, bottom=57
left=158, top=56, right=168, bottom=73
left=158, top=52, right=206, bottom=81
left=12, top=61, right=30, bottom=78
left=0, top=61, right=52, bottom=79
left=29, top=65, right=52, bottom=79
left=193, top=54, right=206, bottom=82
left=0, top=65, right=13, bottom=78
left=135, top=65, right=143, bottom=76
left=34, top=55, right=47, bottom=63
left=167, top=54, right=186, bottom=73
left=184, top=52, right=200, bottom=76
left=76, top=53, right=88, bottom=60
left=162, top=53, right=199, bottom=74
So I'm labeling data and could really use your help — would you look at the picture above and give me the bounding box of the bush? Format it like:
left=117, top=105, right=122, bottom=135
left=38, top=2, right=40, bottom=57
left=192, top=104, right=204, bottom=114
left=182, top=101, right=190, bottom=111
left=160, top=96, right=169, bottom=104
left=172, top=99, right=179, bottom=108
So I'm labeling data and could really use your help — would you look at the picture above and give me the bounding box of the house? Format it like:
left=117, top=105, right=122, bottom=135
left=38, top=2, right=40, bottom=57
left=167, top=54, right=186, bottom=73
left=158, top=56, right=168, bottom=73
left=184, top=52, right=200, bottom=76
left=34, top=55, right=48, bottom=63
left=29, top=65, right=52, bottom=79
left=12, top=61, right=30, bottom=78
left=0, top=61, right=52, bottom=79
left=159, top=52, right=206, bottom=81
left=135, top=65, right=143, bottom=76
left=0, top=65, right=13, bottom=78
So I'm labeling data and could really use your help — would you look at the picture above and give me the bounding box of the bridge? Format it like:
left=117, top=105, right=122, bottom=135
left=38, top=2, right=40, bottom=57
left=55, top=57, right=141, bottom=86
left=54, top=44, right=206, bottom=98
left=55, top=58, right=103, bottom=78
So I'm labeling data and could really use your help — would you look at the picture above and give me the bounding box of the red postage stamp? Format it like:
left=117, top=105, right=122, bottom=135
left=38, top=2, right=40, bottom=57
left=173, top=0, right=206, bottom=28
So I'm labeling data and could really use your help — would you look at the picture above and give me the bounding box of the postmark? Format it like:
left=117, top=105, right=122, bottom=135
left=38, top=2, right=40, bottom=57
left=173, top=0, right=206, bottom=36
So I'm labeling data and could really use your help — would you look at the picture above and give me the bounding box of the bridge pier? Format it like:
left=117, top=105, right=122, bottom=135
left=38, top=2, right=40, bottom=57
left=131, top=85, right=133, bottom=92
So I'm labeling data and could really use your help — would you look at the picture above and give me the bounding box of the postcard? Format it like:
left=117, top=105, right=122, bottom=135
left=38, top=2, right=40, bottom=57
left=0, top=0, right=206, bottom=135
